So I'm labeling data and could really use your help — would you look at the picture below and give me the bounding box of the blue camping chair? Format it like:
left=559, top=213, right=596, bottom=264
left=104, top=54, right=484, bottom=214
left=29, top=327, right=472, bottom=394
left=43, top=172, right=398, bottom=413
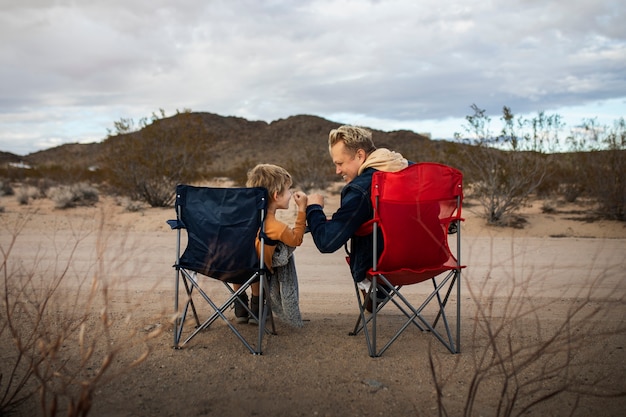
left=167, top=184, right=275, bottom=354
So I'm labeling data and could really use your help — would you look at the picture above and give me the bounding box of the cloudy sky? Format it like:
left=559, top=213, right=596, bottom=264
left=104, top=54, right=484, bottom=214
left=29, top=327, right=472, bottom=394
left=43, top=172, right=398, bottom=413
left=1, top=0, right=624, bottom=155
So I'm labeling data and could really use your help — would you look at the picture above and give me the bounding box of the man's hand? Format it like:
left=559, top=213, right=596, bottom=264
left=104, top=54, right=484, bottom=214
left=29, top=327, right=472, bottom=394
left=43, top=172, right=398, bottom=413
left=307, top=193, right=325, bottom=208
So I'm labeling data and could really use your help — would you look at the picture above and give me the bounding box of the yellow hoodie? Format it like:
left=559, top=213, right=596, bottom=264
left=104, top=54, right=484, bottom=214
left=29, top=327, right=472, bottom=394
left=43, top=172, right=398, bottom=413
left=357, top=148, right=408, bottom=176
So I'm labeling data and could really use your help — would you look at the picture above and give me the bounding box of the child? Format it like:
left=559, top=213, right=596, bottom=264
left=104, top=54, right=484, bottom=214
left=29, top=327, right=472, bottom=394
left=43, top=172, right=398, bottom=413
left=233, top=163, right=307, bottom=325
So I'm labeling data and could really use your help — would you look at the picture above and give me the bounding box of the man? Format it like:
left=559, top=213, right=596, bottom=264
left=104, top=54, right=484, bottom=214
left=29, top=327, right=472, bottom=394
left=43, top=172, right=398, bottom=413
left=306, top=125, right=408, bottom=307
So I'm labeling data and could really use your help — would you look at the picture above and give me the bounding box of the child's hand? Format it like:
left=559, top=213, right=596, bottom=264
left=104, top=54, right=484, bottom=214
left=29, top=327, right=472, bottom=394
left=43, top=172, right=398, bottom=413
left=293, top=191, right=308, bottom=210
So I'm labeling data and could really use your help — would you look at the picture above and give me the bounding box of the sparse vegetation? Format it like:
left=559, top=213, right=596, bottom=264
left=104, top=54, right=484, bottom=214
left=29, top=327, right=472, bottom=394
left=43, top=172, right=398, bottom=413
left=47, top=182, right=99, bottom=209
left=1, top=173, right=624, bottom=415
left=284, top=141, right=334, bottom=193
left=541, top=199, right=557, bottom=214
left=429, top=244, right=626, bottom=416
left=16, top=184, right=41, bottom=205
left=1, top=110, right=624, bottom=224
left=1, top=110, right=625, bottom=416
left=0, top=180, right=14, bottom=196
left=565, top=117, right=626, bottom=220
left=454, top=105, right=562, bottom=226
left=0, top=211, right=162, bottom=416
left=115, top=196, right=146, bottom=213
left=100, top=110, right=209, bottom=207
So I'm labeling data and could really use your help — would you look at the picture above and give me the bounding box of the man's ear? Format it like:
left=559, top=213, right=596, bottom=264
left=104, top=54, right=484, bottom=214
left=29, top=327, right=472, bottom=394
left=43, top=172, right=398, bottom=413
left=272, top=191, right=279, bottom=200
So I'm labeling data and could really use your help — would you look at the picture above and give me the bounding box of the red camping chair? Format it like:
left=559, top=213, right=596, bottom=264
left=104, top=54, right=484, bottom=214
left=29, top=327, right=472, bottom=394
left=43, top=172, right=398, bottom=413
left=350, top=163, right=465, bottom=356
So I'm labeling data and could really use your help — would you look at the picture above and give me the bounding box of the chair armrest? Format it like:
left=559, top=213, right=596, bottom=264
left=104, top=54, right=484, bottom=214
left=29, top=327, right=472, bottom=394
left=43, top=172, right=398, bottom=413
left=167, top=219, right=185, bottom=230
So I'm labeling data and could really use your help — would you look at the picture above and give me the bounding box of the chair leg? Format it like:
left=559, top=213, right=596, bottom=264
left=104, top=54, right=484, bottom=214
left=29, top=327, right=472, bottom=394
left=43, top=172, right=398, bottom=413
left=175, top=271, right=273, bottom=354
left=182, top=271, right=201, bottom=326
left=254, top=273, right=276, bottom=355
left=352, top=272, right=461, bottom=356
left=349, top=286, right=367, bottom=335
left=350, top=278, right=397, bottom=337
left=173, top=269, right=201, bottom=348
left=263, top=277, right=277, bottom=335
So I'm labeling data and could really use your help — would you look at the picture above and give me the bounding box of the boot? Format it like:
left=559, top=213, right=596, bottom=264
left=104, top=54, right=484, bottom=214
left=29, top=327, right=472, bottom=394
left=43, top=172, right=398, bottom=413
left=248, top=295, right=263, bottom=325
left=361, top=289, right=373, bottom=313
left=234, top=292, right=249, bottom=323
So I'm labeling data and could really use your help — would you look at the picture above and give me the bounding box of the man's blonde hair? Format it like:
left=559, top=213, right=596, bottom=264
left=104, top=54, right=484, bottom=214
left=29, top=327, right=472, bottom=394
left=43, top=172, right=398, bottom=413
left=246, top=164, right=293, bottom=201
left=328, top=125, right=376, bottom=156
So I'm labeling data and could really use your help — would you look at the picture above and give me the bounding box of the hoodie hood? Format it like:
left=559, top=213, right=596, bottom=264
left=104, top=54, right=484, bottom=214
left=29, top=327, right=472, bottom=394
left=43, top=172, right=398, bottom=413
left=358, top=148, right=408, bottom=176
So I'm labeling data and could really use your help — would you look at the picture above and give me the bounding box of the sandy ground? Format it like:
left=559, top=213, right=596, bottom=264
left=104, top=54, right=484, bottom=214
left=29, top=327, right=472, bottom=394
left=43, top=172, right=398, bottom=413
left=1, top=191, right=625, bottom=417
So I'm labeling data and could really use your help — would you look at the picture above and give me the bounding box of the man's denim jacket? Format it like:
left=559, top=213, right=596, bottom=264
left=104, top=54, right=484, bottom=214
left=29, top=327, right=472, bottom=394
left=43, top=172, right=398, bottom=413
left=306, top=167, right=382, bottom=283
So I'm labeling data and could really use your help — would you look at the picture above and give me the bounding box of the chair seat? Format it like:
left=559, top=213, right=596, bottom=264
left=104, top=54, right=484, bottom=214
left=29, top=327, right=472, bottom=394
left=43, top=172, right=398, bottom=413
left=368, top=265, right=460, bottom=287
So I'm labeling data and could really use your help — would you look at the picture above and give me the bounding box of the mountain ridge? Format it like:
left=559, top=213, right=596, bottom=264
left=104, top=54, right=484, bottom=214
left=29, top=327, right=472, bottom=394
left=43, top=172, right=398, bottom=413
left=1, top=113, right=436, bottom=172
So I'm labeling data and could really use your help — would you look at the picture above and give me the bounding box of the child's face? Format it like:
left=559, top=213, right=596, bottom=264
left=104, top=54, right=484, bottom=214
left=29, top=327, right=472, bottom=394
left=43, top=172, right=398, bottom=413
left=274, top=188, right=292, bottom=210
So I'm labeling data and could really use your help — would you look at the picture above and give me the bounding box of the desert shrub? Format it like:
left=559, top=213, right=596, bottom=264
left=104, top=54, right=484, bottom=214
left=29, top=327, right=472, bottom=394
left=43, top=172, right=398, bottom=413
left=115, top=196, right=146, bottom=212
left=0, top=211, right=162, bottom=416
left=429, top=244, right=626, bottom=416
left=455, top=105, right=562, bottom=225
left=0, top=180, right=14, bottom=196
left=47, top=183, right=99, bottom=209
left=16, top=185, right=41, bottom=205
left=34, top=177, right=57, bottom=197
left=561, top=182, right=585, bottom=203
left=284, top=141, right=334, bottom=192
left=566, top=118, right=626, bottom=220
left=100, top=111, right=209, bottom=207
left=16, top=190, right=28, bottom=205
left=211, top=150, right=335, bottom=192
left=215, top=158, right=255, bottom=187
left=34, top=164, right=101, bottom=184
left=541, top=199, right=557, bottom=214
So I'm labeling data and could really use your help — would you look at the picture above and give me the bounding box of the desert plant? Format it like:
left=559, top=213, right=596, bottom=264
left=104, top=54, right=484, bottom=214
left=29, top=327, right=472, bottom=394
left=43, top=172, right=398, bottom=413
left=16, top=185, right=41, bottom=205
left=0, top=212, right=36, bottom=414
left=100, top=110, right=209, bottom=207
left=115, top=196, right=145, bottom=212
left=0, top=180, right=14, bottom=197
left=47, top=183, right=99, bottom=209
left=455, top=105, right=562, bottom=225
left=540, top=199, right=557, bottom=214
left=216, top=158, right=255, bottom=187
left=0, top=210, right=162, bottom=416
left=566, top=118, right=626, bottom=220
left=284, top=141, right=334, bottom=192
left=428, top=240, right=626, bottom=416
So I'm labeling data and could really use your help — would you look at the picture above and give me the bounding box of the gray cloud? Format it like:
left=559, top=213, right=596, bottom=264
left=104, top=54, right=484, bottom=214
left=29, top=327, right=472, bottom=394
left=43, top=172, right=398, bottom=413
left=0, top=0, right=624, bottom=154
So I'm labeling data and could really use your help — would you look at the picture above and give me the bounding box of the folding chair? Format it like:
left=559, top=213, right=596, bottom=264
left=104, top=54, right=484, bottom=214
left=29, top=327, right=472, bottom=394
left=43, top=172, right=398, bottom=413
left=350, top=162, right=465, bottom=357
left=167, top=184, right=275, bottom=355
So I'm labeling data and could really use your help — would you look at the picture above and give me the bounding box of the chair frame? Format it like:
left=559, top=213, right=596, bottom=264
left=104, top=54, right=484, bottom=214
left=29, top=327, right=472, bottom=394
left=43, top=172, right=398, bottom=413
left=349, top=163, right=464, bottom=357
left=169, top=185, right=275, bottom=355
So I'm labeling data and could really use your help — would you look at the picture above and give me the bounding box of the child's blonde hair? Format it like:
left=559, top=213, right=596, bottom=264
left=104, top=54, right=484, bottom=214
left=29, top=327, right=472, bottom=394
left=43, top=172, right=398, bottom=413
left=246, top=164, right=293, bottom=201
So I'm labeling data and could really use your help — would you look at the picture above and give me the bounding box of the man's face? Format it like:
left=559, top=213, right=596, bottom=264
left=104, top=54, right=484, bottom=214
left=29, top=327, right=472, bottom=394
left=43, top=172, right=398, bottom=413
left=330, top=141, right=364, bottom=183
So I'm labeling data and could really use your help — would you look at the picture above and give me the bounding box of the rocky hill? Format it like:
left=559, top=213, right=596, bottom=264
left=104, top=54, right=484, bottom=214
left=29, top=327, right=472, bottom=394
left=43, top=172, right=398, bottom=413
left=4, top=113, right=442, bottom=176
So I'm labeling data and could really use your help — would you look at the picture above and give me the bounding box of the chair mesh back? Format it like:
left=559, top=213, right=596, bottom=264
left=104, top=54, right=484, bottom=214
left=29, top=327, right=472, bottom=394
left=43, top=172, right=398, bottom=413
left=372, top=163, right=463, bottom=284
left=175, top=185, right=268, bottom=284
